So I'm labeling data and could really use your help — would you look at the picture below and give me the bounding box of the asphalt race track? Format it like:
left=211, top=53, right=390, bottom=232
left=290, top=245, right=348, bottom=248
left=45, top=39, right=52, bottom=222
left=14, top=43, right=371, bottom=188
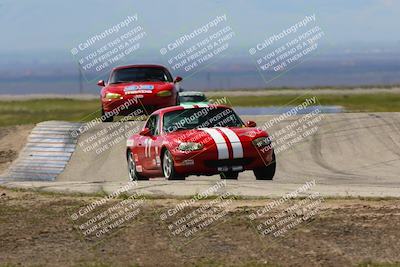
left=2, top=113, right=400, bottom=197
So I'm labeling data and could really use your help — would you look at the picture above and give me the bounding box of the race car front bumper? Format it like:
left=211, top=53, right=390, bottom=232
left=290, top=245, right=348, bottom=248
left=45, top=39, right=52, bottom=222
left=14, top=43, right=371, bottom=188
left=171, top=143, right=274, bottom=175
left=102, top=93, right=177, bottom=115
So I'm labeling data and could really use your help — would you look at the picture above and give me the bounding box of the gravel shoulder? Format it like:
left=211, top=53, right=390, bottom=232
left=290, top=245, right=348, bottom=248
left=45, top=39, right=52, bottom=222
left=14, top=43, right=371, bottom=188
left=0, top=187, right=399, bottom=267
left=0, top=125, right=33, bottom=174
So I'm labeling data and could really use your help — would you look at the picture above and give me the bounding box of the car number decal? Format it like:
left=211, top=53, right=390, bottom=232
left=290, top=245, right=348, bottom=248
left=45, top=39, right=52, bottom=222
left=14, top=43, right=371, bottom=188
left=144, top=139, right=152, bottom=158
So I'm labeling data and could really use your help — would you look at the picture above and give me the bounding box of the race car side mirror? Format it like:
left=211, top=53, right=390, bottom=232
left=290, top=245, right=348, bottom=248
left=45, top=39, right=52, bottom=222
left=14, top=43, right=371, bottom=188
left=139, top=128, right=152, bottom=136
left=97, top=80, right=105, bottom=87
left=174, top=76, right=183, bottom=83
left=246, top=121, right=257, bottom=127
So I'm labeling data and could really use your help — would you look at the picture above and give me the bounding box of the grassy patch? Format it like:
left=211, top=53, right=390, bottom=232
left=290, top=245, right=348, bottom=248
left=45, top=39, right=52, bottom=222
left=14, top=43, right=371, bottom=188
left=0, top=99, right=100, bottom=127
left=0, top=93, right=399, bottom=127
left=222, top=84, right=400, bottom=91
left=212, top=93, right=400, bottom=112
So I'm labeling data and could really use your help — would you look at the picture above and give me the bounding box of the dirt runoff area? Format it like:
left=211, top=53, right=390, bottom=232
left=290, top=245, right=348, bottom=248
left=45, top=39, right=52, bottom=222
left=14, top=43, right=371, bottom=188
left=0, top=187, right=399, bottom=267
left=0, top=125, right=33, bottom=174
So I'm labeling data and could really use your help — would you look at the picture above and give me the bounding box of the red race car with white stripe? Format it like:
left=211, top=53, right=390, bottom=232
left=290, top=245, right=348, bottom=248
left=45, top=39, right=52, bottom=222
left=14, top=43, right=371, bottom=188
left=97, top=64, right=182, bottom=122
left=126, top=104, right=276, bottom=180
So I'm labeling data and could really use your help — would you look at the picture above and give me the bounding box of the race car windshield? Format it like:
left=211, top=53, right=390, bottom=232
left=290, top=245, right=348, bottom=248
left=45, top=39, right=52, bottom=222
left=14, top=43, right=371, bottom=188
left=109, top=67, right=173, bottom=83
left=179, top=95, right=207, bottom=103
left=163, top=107, right=244, bottom=133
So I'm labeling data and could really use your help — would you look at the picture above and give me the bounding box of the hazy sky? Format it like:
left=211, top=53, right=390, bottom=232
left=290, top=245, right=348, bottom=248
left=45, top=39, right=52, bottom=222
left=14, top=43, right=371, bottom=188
left=0, top=0, right=399, bottom=55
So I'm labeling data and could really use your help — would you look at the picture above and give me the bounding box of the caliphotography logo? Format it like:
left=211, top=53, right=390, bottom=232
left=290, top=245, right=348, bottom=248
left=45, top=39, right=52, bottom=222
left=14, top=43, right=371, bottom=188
left=1, top=1, right=400, bottom=267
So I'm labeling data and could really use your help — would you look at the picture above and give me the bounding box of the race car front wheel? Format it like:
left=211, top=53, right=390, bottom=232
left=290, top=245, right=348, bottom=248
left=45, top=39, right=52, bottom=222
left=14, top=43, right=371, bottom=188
left=127, top=151, right=148, bottom=181
left=220, top=172, right=239, bottom=179
left=162, top=149, right=185, bottom=180
left=101, top=108, right=114, bottom=122
left=253, top=151, right=276, bottom=180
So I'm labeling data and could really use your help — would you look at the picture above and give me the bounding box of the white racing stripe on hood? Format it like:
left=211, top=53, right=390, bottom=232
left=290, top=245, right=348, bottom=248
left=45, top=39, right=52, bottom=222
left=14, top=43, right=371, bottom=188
left=181, top=104, right=195, bottom=109
left=217, top=127, right=243, bottom=159
left=200, top=128, right=229, bottom=160
left=197, top=103, right=209, bottom=107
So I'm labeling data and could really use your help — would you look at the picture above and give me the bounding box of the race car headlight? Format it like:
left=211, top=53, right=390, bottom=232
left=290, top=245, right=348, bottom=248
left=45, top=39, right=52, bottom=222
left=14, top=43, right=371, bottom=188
left=178, top=142, right=203, bottom=151
left=156, top=90, right=172, bottom=97
left=105, top=93, right=122, bottom=99
left=252, top=137, right=272, bottom=148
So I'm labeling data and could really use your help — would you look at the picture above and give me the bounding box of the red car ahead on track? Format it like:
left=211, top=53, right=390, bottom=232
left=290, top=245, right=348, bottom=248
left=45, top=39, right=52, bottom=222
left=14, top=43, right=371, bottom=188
left=97, top=64, right=182, bottom=122
left=126, top=104, right=276, bottom=180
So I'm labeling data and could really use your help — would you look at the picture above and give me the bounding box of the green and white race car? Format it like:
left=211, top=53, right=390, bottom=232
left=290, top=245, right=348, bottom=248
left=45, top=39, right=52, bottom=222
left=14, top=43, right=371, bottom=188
left=178, top=91, right=209, bottom=107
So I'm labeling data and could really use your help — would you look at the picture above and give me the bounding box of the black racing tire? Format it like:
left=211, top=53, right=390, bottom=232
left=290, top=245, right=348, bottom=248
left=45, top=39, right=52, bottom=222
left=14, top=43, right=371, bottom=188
left=162, top=149, right=185, bottom=180
left=220, top=171, right=239, bottom=179
left=127, top=150, right=148, bottom=181
left=101, top=108, right=114, bottom=122
left=254, top=151, right=276, bottom=180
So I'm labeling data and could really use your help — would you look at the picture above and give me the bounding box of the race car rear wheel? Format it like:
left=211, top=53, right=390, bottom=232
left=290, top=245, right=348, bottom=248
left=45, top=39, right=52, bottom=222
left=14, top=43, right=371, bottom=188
left=162, top=149, right=185, bottom=180
left=127, top=151, right=148, bottom=181
left=220, top=172, right=239, bottom=179
left=254, top=151, right=276, bottom=180
left=101, top=108, right=114, bottom=122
